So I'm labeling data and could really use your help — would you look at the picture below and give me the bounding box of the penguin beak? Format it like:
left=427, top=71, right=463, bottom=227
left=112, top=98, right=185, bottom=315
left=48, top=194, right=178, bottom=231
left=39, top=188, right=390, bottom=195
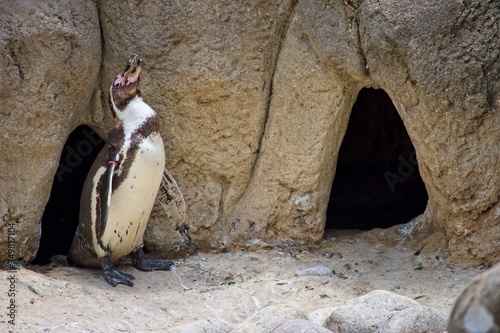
left=113, top=54, right=142, bottom=88
left=122, top=54, right=142, bottom=82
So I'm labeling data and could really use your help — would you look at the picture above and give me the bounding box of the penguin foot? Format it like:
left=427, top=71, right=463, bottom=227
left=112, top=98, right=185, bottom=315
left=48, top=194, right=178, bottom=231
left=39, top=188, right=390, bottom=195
left=131, top=248, right=174, bottom=271
left=103, top=269, right=136, bottom=287
left=100, top=257, right=135, bottom=287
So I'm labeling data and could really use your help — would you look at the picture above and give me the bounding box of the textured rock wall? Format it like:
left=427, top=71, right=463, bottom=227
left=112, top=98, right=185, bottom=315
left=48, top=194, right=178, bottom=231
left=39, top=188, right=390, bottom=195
left=0, top=1, right=101, bottom=261
left=0, top=0, right=498, bottom=265
left=358, top=0, right=500, bottom=264
left=230, top=0, right=500, bottom=264
left=227, top=3, right=359, bottom=245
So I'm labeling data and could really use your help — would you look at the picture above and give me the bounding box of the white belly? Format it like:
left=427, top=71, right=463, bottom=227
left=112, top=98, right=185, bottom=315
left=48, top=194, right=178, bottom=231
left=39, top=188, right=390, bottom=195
left=98, top=134, right=165, bottom=260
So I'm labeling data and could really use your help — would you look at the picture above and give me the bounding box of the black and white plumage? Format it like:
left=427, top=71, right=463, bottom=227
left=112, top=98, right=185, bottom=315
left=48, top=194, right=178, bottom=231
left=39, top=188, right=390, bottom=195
left=68, top=54, right=186, bottom=287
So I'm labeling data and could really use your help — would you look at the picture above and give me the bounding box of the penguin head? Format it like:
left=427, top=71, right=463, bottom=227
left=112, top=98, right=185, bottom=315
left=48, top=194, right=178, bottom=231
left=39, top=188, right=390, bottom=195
left=109, top=54, right=143, bottom=118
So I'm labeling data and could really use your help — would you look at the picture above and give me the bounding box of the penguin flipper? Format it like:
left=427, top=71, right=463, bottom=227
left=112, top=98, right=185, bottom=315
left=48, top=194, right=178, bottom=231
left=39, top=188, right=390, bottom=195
left=157, top=168, right=187, bottom=232
left=97, top=159, right=117, bottom=240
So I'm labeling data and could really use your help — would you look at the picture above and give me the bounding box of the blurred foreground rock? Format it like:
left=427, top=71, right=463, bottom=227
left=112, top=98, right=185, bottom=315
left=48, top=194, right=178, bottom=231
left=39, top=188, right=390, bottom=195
left=448, top=263, right=500, bottom=333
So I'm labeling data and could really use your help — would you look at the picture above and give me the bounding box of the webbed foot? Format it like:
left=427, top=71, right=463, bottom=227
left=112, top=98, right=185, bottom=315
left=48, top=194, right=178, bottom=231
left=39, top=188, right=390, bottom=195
left=131, top=248, right=174, bottom=271
left=100, top=257, right=135, bottom=287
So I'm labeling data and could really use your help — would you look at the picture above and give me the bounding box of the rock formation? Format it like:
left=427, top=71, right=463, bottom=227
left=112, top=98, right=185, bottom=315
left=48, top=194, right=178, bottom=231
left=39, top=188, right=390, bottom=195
left=0, top=0, right=498, bottom=265
left=0, top=0, right=101, bottom=262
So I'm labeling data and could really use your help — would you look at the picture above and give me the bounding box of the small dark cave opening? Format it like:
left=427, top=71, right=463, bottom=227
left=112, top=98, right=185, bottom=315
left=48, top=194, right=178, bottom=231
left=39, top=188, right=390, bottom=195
left=326, top=88, right=428, bottom=230
left=33, top=125, right=104, bottom=265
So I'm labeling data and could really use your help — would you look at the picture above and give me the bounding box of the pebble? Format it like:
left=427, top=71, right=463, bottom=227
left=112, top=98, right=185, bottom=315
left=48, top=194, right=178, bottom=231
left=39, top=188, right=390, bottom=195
left=295, top=265, right=334, bottom=277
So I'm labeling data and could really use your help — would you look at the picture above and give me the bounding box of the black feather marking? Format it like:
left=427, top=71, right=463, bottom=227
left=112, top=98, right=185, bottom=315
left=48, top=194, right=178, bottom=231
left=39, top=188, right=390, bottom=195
left=97, top=162, right=114, bottom=244
left=157, top=168, right=187, bottom=230
left=96, top=142, right=120, bottom=251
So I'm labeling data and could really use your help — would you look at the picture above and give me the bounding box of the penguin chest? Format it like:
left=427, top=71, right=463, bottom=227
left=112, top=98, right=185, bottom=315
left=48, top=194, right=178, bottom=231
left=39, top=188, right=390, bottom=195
left=99, top=133, right=165, bottom=260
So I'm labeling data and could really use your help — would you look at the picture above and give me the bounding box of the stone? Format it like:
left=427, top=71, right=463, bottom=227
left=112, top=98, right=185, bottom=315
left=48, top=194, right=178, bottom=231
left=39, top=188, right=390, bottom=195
left=231, top=305, right=304, bottom=333
left=381, top=307, right=447, bottom=333
left=270, top=319, right=333, bottom=333
left=0, top=0, right=101, bottom=261
left=296, top=265, right=334, bottom=277
left=325, top=290, right=446, bottom=333
left=166, top=319, right=234, bottom=333
left=308, top=307, right=336, bottom=328
left=448, top=263, right=500, bottom=333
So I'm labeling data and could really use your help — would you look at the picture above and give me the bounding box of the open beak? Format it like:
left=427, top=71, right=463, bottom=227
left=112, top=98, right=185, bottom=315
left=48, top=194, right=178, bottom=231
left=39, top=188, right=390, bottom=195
left=122, top=54, right=142, bottom=81
left=114, top=54, right=142, bottom=87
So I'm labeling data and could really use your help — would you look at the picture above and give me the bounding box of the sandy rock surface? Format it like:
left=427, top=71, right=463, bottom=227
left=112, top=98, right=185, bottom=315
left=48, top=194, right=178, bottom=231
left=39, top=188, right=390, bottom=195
left=0, top=0, right=101, bottom=261
left=1, top=229, right=480, bottom=332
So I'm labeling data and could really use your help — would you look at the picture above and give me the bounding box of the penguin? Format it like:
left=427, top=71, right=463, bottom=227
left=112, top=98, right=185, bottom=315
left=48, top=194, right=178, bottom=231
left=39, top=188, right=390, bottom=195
left=68, top=54, right=187, bottom=287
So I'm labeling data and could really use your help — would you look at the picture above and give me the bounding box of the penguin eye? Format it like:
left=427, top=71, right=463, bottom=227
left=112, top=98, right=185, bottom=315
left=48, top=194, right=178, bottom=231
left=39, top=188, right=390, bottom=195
left=114, top=83, right=120, bottom=88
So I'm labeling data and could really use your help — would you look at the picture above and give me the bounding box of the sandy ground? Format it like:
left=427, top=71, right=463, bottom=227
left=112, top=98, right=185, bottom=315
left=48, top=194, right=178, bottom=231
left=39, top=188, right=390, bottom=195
left=1, top=227, right=481, bottom=332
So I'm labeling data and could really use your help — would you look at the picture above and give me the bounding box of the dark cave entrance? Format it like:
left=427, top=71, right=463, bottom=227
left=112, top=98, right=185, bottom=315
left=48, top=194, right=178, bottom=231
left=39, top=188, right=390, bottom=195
left=326, top=88, right=428, bottom=230
left=33, top=125, right=104, bottom=265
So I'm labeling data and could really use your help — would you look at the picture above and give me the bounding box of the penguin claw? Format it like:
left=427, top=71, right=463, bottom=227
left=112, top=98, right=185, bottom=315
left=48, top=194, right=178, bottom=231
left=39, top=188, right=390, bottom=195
left=100, top=256, right=135, bottom=287
left=131, top=248, right=174, bottom=271
left=135, top=258, right=174, bottom=272
left=104, top=269, right=136, bottom=287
